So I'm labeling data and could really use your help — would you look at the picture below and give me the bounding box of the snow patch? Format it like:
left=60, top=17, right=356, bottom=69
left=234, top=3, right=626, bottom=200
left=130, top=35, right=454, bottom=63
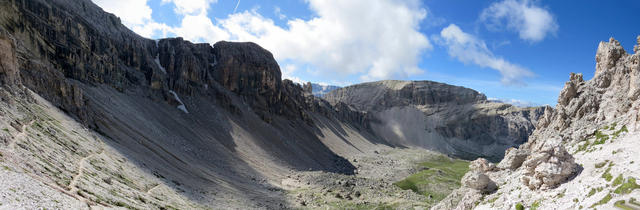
left=155, top=56, right=166, bottom=74
left=168, top=90, right=189, bottom=114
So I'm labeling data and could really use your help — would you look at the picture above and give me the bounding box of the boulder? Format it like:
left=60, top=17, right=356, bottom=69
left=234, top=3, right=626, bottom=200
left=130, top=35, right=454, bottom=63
left=521, top=141, right=577, bottom=190
left=461, top=171, right=497, bottom=193
left=497, top=147, right=529, bottom=170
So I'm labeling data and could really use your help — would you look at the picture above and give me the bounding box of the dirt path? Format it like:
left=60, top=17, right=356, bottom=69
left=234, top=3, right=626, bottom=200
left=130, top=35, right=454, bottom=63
left=68, top=149, right=104, bottom=194
left=9, top=119, right=34, bottom=149
left=146, top=184, right=160, bottom=194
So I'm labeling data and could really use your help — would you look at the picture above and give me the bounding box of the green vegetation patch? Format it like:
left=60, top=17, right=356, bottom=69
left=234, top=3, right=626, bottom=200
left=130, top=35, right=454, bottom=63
left=577, top=124, right=629, bottom=154
left=590, top=193, right=612, bottom=208
left=613, top=125, right=628, bottom=139
left=613, top=174, right=625, bottom=186
left=602, top=163, right=614, bottom=182
left=394, top=155, right=469, bottom=204
left=515, top=203, right=524, bottom=210
left=614, top=200, right=635, bottom=210
left=594, top=130, right=610, bottom=145
left=588, top=187, right=603, bottom=197
left=595, top=160, right=609, bottom=169
left=531, top=200, right=541, bottom=210
left=614, top=177, right=640, bottom=195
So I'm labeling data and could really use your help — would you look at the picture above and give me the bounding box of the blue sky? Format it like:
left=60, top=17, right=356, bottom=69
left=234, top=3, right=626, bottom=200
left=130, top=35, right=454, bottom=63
left=92, top=0, right=640, bottom=106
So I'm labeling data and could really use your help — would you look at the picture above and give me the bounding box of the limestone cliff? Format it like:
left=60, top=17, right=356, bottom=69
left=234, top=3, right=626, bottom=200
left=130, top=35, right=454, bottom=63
left=324, top=80, right=547, bottom=161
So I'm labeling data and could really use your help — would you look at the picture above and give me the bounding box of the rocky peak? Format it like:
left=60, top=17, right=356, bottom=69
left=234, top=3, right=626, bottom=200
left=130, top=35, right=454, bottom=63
left=212, top=41, right=282, bottom=96
left=595, top=37, right=626, bottom=78
left=512, top=37, right=640, bottom=183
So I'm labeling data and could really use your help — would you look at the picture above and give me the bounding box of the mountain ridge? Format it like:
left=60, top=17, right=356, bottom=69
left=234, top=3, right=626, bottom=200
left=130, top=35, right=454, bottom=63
left=324, top=80, right=548, bottom=161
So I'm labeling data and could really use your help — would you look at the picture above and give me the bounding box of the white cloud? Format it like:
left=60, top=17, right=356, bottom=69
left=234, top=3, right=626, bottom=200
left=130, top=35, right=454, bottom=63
left=93, top=0, right=171, bottom=38
left=161, top=0, right=217, bottom=16
left=488, top=98, right=539, bottom=107
left=220, top=0, right=431, bottom=81
left=95, top=0, right=432, bottom=82
left=480, top=0, right=557, bottom=42
left=439, top=24, right=533, bottom=85
left=173, top=14, right=230, bottom=43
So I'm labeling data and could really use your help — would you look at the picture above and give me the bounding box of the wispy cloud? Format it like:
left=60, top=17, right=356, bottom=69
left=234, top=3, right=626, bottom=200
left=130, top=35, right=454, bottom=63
left=438, top=24, right=534, bottom=85
left=480, top=0, right=558, bottom=42
left=274, top=6, right=286, bottom=20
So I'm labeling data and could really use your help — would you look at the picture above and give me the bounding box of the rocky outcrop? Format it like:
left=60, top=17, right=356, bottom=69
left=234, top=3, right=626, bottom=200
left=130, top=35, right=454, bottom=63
left=520, top=140, right=576, bottom=190
left=211, top=41, right=284, bottom=118
left=437, top=36, right=640, bottom=209
left=324, top=80, right=547, bottom=161
left=497, top=147, right=529, bottom=170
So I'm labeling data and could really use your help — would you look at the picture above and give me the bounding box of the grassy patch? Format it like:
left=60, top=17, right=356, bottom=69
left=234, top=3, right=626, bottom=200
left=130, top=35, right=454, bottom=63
left=614, top=177, right=639, bottom=195
left=590, top=193, right=612, bottom=208
left=602, top=164, right=614, bottom=182
left=613, top=174, right=624, bottom=186
left=588, top=187, right=603, bottom=197
left=531, top=200, right=541, bottom=210
left=613, top=125, right=628, bottom=139
left=515, top=203, right=524, bottom=210
left=614, top=200, right=635, bottom=210
left=595, top=160, right=609, bottom=169
left=593, top=130, right=609, bottom=145
left=394, top=156, right=469, bottom=204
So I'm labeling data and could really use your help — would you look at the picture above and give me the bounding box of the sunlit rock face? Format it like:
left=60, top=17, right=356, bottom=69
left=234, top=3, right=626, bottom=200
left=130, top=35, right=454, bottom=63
left=324, top=80, right=547, bottom=161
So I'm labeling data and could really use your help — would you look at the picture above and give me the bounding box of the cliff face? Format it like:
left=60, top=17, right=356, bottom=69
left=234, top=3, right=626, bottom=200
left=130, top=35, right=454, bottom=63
left=436, top=37, right=640, bottom=210
left=324, top=80, right=547, bottom=161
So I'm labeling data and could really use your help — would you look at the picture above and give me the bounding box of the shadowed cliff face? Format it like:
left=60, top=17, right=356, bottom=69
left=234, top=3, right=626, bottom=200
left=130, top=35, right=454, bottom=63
left=324, top=80, right=547, bottom=162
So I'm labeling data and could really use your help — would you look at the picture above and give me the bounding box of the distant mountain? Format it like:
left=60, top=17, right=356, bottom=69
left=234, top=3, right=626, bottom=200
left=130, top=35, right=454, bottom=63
left=310, top=83, right=340, bottom=97
left=323, top=80, right=547, bottom=161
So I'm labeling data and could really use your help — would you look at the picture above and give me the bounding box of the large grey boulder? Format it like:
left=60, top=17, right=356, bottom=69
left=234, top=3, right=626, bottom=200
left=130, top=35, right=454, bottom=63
left=462, top=171, right=497, bottom=193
